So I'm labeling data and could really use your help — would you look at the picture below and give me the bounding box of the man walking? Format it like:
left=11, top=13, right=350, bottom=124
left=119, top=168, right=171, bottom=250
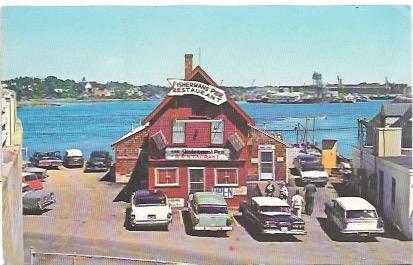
left=304, top=183, right=317, bottom=216
left=291, top=189, right=304, bottom=218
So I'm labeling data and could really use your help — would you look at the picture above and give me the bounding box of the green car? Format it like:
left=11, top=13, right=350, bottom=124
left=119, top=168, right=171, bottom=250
left=187, top=192, right=232, bottom=234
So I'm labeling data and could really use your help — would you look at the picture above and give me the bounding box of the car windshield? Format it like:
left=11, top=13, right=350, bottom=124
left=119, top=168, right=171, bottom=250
left=24, top=174, right=38, bottom=181
left=91, top=157, right=105, bottom=162
left=134, top=195, right=166, bottom=206
left=198, top=205, right=228, bottom=214
left=301, top=162, right=324, bottom=171
left=259, top=206, right=290, bottom=213
left=346, top=210, right=377, bottom=219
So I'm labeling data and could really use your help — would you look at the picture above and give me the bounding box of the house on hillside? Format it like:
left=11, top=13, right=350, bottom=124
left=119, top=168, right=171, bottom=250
left=352, top=103, right=413, bottom=240
left=111, top=54, right=290, bottom=208
left=94, top=87, right=111, bottom=97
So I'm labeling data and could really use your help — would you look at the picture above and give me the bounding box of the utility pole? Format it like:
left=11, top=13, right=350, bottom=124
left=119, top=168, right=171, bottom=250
left=312, top=116, right=316, bottom=146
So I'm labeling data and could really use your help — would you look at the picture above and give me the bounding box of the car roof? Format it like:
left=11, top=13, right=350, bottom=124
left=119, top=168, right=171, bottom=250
left=22, top=172, right=36, bottom=177
left=134, top=189, right=165, bottom=198
left=91, top=150, right=109, bottom=156
left=193, top=192, right=227, bottom=206
left=335, top=197, right=376, bottom=211
left=252, top=196, right=289, bottom=207
left=65, top=149, right=83, bottom=156
left=24, top=167, right=46, bottom=173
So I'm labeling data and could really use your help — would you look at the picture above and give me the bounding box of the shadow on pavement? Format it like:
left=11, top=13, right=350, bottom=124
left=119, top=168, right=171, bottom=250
left=99, top=167, right=115, bottom=182
left=377, top=222, right=409, bottom=241
left=23, top=208, right=52, bottom=216
left=234, top=216, right=302, bottom=242
left=317, top=217, right=378, bottom=242
left=181, top=210, right=229, bottom=238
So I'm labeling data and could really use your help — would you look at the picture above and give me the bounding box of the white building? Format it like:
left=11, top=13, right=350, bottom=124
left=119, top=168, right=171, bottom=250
left=352, top=103, right=413, bottom=240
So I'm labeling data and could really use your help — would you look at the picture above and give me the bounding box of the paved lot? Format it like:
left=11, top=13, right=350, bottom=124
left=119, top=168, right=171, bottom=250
left=24, top=168, right=413, bottom=264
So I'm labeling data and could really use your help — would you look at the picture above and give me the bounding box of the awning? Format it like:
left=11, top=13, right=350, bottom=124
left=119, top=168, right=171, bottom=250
left=151, top=130, right=168, bottom=151
left=228, top=133, right=245, bottom=152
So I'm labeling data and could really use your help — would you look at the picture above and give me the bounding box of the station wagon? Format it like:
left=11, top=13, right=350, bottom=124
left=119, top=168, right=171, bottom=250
left=324, top=197, right=385, bottom=237
left=187, top=192, right=232, bottom=234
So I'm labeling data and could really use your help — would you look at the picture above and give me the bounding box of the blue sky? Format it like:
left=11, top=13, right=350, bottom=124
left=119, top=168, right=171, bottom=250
left=1, top=6, right=411, bottom=86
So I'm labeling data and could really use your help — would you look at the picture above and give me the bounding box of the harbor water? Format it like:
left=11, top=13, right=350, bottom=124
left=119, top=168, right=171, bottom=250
left=18, top=100, right=388, bottom=158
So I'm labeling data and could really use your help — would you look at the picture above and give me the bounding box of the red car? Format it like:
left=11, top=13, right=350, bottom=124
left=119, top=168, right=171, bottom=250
left=22, top=172, right=43, bottom=190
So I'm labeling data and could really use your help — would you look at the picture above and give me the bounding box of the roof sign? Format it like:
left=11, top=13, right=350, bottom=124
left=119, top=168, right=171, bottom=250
left=167, top=79, right=227, bottom=105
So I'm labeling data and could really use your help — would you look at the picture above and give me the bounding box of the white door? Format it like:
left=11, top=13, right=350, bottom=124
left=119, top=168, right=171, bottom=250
left=259, top=150, right=274, bottom=180
left=188, top=168, right=205, bottom=194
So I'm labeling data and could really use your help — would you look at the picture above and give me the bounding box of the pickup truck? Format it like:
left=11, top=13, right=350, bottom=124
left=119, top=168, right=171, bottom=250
left=324, top=197, right=385, bottom=237
left=294, top=154, right=329, bottom=186
left=240, top=196, right=306, bottom=235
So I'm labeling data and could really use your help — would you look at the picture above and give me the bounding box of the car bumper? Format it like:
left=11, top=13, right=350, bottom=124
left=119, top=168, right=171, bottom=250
left=130, top=219, right=171, bottom=227
left=65, top=162, right=84, bottom=167
left=85, top=166, right=108, bottom=172
left=301, top=178, right=328, bottom=184
left=262, top=228, right=307, bottom=235
left=340, top=229, right=385, bottom=236
left=193, top=226, right=233, bottom=231
left=38, top=163, right=62, bottom=168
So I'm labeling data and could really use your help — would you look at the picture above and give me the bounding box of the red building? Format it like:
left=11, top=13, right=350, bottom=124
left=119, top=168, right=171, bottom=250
left=112, top=54, right=290, bottom=208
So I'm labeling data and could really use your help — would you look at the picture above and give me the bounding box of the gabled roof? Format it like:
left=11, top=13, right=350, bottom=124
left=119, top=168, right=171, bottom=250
left=248, top=125, right=290, bottom=146
left=111, top=122, right=150, bottom=146
left=142, top=65, right=255, bottom=125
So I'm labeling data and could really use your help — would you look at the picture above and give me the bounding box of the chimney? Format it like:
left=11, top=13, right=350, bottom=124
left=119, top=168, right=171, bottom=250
left=185, top=54, right=193, bottom=80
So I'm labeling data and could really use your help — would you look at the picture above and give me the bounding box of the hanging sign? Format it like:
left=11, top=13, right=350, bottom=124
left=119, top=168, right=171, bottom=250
left=167, top=79, right=227, bottom=105
left=165, top=147, right=230, bottom=160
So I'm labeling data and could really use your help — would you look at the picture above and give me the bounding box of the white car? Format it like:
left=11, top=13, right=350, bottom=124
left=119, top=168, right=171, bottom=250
left=128, top=190, right=172, bottom=230
left=324, top=197, right=385, bottom=237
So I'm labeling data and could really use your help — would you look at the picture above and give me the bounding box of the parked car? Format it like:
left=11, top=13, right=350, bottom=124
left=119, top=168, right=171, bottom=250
left=293, top=154, right=320, bottom=168
left=24, top=166, right=48, bottom=182
left=324, top=197, right=385, bottom=237
left=240, top=196, right=306, bottom=235
left=23, top=188, right=56, bottom=213
left=187, top=192, right=232, bottom=234
left=30, top=151, right=63, bottom=169
left=84, top=151, right=112, bottom=172
left=22, top=172, right=43, bottom=190
left=63, top=149, right=84, bottom=168
left=128, top=190, right=172, bottom=230
left=297, top=161, right=329, bottom=186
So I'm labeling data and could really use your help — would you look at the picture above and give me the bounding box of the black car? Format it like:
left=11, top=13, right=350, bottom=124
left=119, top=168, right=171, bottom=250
left=84, top=151, right=112, bottom=172
left=30, top=151, right=63, bottom=169
left=240, top=196, right=306, bottom=235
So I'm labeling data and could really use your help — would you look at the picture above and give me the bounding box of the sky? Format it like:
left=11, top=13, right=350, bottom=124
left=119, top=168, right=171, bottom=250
left=1, top=5, right=411, bottom=86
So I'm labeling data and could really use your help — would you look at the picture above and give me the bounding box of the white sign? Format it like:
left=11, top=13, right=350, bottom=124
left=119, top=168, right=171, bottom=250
left=212, top=187, right=234, bottom=198
left=165, top=148, right=230, bottom=160
left=167, top=79, right=227, bottom=105
left=259, top=144, right=276, bottom=150
left=168, top=198, right=185, bottom=208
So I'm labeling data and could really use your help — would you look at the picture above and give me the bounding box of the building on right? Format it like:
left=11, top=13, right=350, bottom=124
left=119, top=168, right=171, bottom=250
left=351, top=103, right=412, bottom=240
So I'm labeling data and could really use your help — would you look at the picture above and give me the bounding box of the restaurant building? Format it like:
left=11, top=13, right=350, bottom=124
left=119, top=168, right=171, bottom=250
left=112, top=54, right=289, bottom=207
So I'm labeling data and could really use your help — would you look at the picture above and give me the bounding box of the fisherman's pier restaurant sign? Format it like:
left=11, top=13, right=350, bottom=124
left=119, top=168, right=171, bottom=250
left=165, top=148, right=230, bottom=160
left=167, top=79, right=227, bottom=105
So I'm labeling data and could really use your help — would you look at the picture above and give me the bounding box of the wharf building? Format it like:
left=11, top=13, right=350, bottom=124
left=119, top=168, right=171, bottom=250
left=112, top=54, right=289, bottom=208
left=352, top=103, right=412, bottom=240
left=1, top=88, right=24, bottom=264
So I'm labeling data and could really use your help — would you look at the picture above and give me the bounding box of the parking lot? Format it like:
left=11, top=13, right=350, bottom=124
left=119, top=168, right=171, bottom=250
left=24, top=167, right=413, bottom=265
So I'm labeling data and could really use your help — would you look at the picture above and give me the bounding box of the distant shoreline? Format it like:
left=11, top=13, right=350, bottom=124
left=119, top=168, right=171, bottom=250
left=17, top=98, right=154, bottom=107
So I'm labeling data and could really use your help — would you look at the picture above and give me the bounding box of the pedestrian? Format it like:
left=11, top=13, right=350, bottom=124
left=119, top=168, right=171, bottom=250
left=304, top=183, right=317, bottom=216
left=291, top=189, right=304, bottom=218
left=264, top=180, right=280, bottom=197
left=279, top=181, right=289, bottom=203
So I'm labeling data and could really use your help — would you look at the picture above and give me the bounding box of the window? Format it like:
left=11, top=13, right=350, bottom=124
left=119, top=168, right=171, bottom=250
left=259, top=150, right=274, bottom=180
left=215, top=168, right=238, bottom=186
left=211, top=121, right=224, bottom=145
left=392, top=177, right=396, bottom=205
left=172, top=121, right=185, bottom=144
left=155, top=168, right=179, bottom=186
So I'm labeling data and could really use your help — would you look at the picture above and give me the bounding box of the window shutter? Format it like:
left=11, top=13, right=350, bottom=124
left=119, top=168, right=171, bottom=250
left=152, top=130, right=167, bottom=150
left=228, top=133, right=245, bottom=152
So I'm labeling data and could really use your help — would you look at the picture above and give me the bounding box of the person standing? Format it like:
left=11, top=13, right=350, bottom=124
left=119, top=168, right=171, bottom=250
left=291, top=189, right=304, bottom=218
left=279, top=181, right=289, bottom=203
left=304, top=183, right=317, bottom=216
left=264, top=180, right=280, bottom=197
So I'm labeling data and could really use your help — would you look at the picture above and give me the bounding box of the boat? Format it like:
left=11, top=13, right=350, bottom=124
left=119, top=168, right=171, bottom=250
left=263, top=88, right=303, bottom=104
left=342, top=94, right=356, bottom=103
left=246, top=98, right=262, bottom=103
left=356, top=95, right=369, bottom=102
